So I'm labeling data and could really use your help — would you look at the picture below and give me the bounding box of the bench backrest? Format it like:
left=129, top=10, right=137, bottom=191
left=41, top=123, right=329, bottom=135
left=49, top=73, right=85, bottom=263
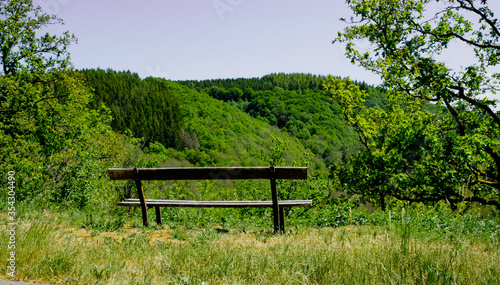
left=108, top=167, right=307, bottom=181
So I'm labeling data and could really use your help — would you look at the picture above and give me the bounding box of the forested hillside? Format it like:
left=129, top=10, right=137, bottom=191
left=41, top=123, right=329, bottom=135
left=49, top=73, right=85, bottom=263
left=81, top=69, right=184, bottom=149
left=79, top=70, right=387, bottom=173
left=180, top=73, right=326, bottom=91
left=79, top=70, right=387, bottom=172
left=81, top=69, right=313, bottom=169
left=153, top=80, right=312, bottom=167
left=179, top=73, right=386, bottom=166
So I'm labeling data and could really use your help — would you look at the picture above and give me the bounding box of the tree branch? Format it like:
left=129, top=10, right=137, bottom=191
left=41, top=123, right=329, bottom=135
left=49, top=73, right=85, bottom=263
left=484, top=145, right=500, bottom=183
left=0, top=93, right=71, bottom=117
left=458, top=0, right=500, bottom=38
left=442, top=94, right=465, bottom=136
left=448, top=85, right=500, bottom=128
left=410, top=9, right=500, bottom=51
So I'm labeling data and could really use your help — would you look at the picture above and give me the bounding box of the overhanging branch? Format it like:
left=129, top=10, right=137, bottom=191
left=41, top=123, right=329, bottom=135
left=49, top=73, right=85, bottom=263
left=443, top=94, right=465, bottom=136
left=448, top=85, right=500, bottom=128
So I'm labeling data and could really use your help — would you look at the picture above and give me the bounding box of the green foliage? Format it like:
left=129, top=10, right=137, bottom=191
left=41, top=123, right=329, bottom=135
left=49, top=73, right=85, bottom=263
left=80, top=69, right=184, bottom=149
left=0, top=1, right=140, bottom=207
left=333, top=0, right=500, bottom=210
left=179, top=73, right=386, bottom=168
left=0, top=0, right=76, bottom=76
left=0, top=71, right=139, bottom=207
left=162, top=80, right=311, bottom=167
left=179, top=73, right=327, bottom=92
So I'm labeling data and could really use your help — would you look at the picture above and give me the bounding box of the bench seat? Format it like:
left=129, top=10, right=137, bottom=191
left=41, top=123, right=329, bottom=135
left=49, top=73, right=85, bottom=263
left=118, top=198, right=313, bottom=208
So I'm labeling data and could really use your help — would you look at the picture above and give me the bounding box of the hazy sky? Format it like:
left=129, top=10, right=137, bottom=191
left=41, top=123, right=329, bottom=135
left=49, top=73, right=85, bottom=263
left=33, top=0, right=500, bottom=93
left=34, top=0, right=381, bottom=83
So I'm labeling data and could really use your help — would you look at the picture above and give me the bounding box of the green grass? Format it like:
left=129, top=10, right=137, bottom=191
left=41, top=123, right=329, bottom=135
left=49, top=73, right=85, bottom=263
left=1, top=204, right=500, bottom=284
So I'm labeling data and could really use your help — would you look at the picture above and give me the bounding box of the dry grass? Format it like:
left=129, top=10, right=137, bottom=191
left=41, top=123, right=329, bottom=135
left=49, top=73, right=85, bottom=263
left=1, top=213, right=499, bottom=285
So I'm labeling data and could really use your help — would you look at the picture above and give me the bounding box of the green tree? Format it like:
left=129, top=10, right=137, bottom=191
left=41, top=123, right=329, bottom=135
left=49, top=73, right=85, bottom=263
left=330, top=0, right=500, bottom=210
left=0, top=0, right=76, bottom=76
left=0, top=0, right=136, bottom=207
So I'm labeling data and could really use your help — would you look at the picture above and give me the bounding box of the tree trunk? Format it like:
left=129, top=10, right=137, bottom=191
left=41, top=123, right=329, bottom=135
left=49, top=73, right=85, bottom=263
left=380, top=192, right=386, bottom=211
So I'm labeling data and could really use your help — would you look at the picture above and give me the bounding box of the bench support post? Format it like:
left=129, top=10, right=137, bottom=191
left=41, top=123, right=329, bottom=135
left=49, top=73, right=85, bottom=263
left=134, top=168, right=149, bottom=227
left=279, top=206, right=285, bottom=233
left=155, top=206, right=162, bottom=226
left=270, top=167, right=283, bottom=233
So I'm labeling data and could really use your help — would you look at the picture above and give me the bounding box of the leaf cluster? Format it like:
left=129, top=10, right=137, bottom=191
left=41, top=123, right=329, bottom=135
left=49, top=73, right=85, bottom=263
left=334, top=0, right=500, bottom=210
left=0, top=0, right=76, bottom=76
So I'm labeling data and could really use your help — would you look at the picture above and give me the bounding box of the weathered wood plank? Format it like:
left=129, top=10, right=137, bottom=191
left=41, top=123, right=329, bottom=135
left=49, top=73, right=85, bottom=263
left=108, top=167, right=307, bottom=181
left=117, top=199, right=313, bottom=208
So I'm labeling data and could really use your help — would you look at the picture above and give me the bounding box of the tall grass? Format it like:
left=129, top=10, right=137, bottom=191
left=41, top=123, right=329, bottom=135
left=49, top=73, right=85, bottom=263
left=1, top=204, right=499, bottom=284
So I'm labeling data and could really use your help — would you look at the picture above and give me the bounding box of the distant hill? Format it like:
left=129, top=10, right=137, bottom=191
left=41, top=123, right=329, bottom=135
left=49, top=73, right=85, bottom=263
left=159, top=80, right=311, bottom=167
left=179, top=73, right=326, bottom=91
left=81, top=70, right=386, bottom=171
left=81, top=69, right=313, bottom=169
left=81, top=69, right=184, bottom=149
left=178, top=73, right=386, bottom=166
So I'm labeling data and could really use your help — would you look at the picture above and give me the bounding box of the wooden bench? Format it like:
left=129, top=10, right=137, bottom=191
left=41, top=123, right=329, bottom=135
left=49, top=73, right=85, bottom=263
left=108, top=166, right=311, bottom=233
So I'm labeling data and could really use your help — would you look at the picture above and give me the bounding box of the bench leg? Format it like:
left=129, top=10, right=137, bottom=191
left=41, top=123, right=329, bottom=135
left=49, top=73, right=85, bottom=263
left=155, top=206, right=162, bottom=226
left=137, top=181, right=148, bottom=227
left=270, top=173, right=280, bottom=234
left=279, top=206, right=285, bottom=233
left=134, top=169, right=148, bottom=227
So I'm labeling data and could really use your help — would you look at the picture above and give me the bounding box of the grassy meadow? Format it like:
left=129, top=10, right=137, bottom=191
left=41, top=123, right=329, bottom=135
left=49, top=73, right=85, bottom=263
left=1, top=202, right=499, bottom=285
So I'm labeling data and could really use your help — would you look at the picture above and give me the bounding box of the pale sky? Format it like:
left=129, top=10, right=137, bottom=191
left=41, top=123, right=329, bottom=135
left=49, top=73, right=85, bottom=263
left=34, top=0, right=381, bottom=83
left=33, top=0, right=500, bottom=96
